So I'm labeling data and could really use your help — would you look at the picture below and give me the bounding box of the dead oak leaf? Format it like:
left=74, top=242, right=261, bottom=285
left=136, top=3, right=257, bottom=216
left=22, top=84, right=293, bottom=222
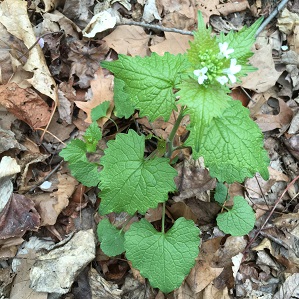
left=150, top=32, right=193, bottom=55
left=75, top=68, right=114, bottom=125
left=103, top=25, right=150, bottom=57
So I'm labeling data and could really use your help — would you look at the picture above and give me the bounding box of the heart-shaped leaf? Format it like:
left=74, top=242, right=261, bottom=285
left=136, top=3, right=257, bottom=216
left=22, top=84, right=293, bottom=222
left=124, top=217, right=200, bottom=293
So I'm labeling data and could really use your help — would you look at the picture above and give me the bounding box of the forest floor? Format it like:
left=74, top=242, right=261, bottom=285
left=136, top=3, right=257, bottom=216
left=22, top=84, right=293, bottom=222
left=1, top=0, right=299, bottom=298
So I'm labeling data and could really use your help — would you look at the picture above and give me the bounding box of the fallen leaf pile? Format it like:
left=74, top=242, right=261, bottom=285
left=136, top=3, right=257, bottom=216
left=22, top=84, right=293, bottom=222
left=2, top=0, right=299, bottom=298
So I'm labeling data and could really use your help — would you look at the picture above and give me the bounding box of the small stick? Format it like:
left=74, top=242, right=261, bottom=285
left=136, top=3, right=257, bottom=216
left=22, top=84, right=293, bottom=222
left=18, top=31, right=64, bottom=61
left=28, top=160, right=64, bottom=193
left=117, top=20, right=194, bottom=36
left=255, top=0, right=290, bottom=37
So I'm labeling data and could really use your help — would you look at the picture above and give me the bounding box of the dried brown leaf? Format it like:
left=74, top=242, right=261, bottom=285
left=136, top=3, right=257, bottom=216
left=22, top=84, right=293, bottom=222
left=216, top=0, right=249, bottom=16
left=174, top=158, right=216, bottom=202
left=104, top=25, right=149, bottom=57
left=0, top=0, right=58, bottom=103
left=255, top=98, right=293, bottom=132
left=150, top=32, right=193, bottom=55
left=68, top=40, right=108, bottom=88
left=241, top=44, right=283, bottom=93
left=0, top=83, right=51, bottom=129
left=75, top=68, right=114, bottom=125
left=0, top=194, right=40, bottom=239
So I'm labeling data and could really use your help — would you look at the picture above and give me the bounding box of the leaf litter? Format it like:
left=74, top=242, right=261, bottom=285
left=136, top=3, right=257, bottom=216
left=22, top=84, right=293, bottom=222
left=1, top=0, right=299, bottom=298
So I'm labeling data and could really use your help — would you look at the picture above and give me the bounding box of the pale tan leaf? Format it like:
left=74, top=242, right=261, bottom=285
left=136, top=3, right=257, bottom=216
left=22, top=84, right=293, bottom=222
left=216, top=0, right=249, bottom=16
left=52, top=173, right=78, bottom=216
left=0, top=0, right=58, bottom=103
left=104, top=25, right=150, bottom=57
left=75, top=68, right=114, bottom=125
left=150, top=32, right=193, bottom=55
left=241, top=44, right=283, bottom=93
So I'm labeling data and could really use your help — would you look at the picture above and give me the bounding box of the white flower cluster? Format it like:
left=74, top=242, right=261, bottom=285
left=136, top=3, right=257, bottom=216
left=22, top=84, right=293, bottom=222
left=193, top=42, right=241, bottom=86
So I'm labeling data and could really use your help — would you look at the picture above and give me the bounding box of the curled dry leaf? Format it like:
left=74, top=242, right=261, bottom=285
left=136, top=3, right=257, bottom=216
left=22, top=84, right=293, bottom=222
left=0, top=156, right=20, bottom=213
left=0, top=194, right=40, bottom=239
left=0, top=0, right=58, bottom=104
left=174, top=158, right=216, bottom=202
left=142, top=0, right=161, bottom=23
left=68, top=39, right=109, bottom=88
left=0, top=83, right=51, bottom=129
left=273, top=273, right=299, bottom=299
left=82, top=9, right=119, bottom=38
left=39, top=0, right=62, bottom=12
left=277, top=8, right=299, bottom=35
left=0, top=128, right=23, bottom=154
left=89, top=268, right=122, bottom=298
left=254, top=98, right=293, bottom=132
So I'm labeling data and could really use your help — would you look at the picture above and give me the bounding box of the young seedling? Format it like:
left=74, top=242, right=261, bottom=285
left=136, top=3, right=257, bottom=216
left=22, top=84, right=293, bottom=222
left=60, top=12, right=269, bottom=293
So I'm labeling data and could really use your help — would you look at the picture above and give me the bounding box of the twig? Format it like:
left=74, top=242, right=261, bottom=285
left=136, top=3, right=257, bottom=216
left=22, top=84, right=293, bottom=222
left=117, top=20, right=194, bottom=36
left=18, top=31, right=64, bottom=61
left=28, top=160, right=64, bottom=193
left=255, top=0, right=290, bottom=37
left=243, top=175, right=299, bottom=253
left=35, top=127, right=66, bottom=145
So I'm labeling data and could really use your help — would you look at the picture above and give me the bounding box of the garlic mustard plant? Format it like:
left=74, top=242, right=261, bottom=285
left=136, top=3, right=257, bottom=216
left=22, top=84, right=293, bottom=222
left=60, top=12, right=269, bottom=294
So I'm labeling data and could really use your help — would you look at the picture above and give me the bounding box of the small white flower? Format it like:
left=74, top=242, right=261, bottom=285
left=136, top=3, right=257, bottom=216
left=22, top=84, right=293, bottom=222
left=194, top=67, right=208, bottom=84
left=223, top=58, right=241, bottom=83
left=219, top=42, right=234, bottom=58
left=216, top=76, right=228, bottom=85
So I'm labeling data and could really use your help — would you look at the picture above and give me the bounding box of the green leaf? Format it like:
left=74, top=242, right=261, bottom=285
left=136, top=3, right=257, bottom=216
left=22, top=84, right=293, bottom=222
left=218, top=17, right=263, bottom=60
left=188, top=13, right=217, bottom=67
left=214, top=182, right=228, bottom=204
left=59, top=138, right=100, bottom=186
left=83, top=122, right=102, bottom=153
left=187, top=101, right=269, bottom=183
left=217, top=18, right=263, bottom=77
left=157, top=138, right=167, bottom=157
left=101, top=53, right=188, bottom=121
left=217, top=196, right=255, bottom=236
left=113, top=78, right=135, bottom=118
left=69, top=161, right=101, bottom=187
left=97, top=218, right=125, bottom=256
left=99, top=129, right=177, bottom=215
left=178, top=81, right=231, bottom=149
left=59, top=139, right=87, bottom=163
left=91, top=101, right=110, bottom=121
left=124, top=218, right=200, bottom=293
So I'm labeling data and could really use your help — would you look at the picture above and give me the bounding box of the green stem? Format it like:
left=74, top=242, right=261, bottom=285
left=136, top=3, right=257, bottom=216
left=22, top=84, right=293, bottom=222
left=161, top=106, right=186, bottom=233
left=165, top=107, right=186, bottom=159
